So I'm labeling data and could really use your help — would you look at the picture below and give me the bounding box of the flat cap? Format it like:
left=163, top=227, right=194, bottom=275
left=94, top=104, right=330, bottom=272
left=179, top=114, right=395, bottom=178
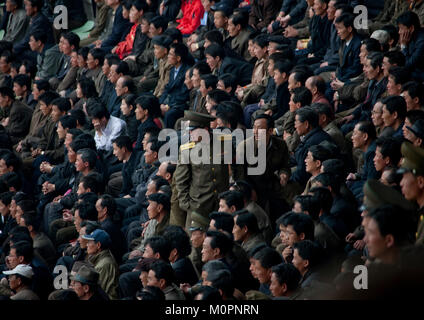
left=398, top=141, right=424, bottom=176
left=189, top=211, right=210, bottom=232
left=182, top=111, right=216, bottom=130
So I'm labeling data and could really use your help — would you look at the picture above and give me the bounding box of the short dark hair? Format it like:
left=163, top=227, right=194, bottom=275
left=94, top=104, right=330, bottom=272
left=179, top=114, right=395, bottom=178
left=145, top=236, right=172, bottom=262
left=200, top=74, right=218, bottom=90
left=293, top=240, right=323, bottom=270
left=296, top=106, right=319, bottom=128
left=98, top=194, right=116, bottom=218
left=209, top=212, right=234, bottom=235
left=135, top=94, right=160, bottom=118
left=286, top=213, right=315, bottom=241
left=205, top=230, right=233, bottom=256
left=235, top=212, right=260, bottom=235
left=38, top=91, right=60, bottom=105
left=112, top=135, right=133, bottom=152
left=273, top=60, right=293, bottom=75
left=253, top=34, right=269, bottom=48
left=30, top=30, right=47, bottom=44
left=312, top=102, right=334, bottom=121
left=205, top=43, right=225, bottom=60
left=383, top=50, right=405, bottom=67
left=360, top=38, right=382, bottom=53
left=397, top=11, right=421, bottom=31
left=87, top=102, right=110, bottom=120
left=205, top=30, right=224, bottom=46
left=271, top=263, right=302, bottom=291
left=79, top=172, right=104, bottom=194
left=218, top=190, right=244, bottom=211
left=193, top=60, right=211, bottom=75
left=76, top=148, right=98, bottom=170
left=207, top=89, right=231, bottom=104
left=74, top=202, right=98, bottom=221
left=0, top=191, right=14, bottom=206
left=388, top=66, right=410, bottom=86
left=253, top=113, right=274, bottom=129
left=150, top=260, right=175, bottom=286
left=402, top=81, right=424, bottom=105
left=382, top=95, right=407, bottom=120
left=230, top=12, right=248, bottom=29
left=367, top=51, right=384, bottom=70
left=88, top=48, right=105, bottom=66
left=356, top=121, right=376, bottom=141
left=292, top=87, right=312, bottom=107
left=375, top=136, right=402, bottom=166
left=0, top=86, right=15, bottom=100
left=58, top=115, right=77, bottom=130
left=163, top=225, right=191, bottom=258
left=34, top=79, right=50, bottom=92
left=61, top=32, right=80, bottom=51
left=253, top=247, right=283, bottom=269
left=335, top=13, right=355, bottom=29
left=12, top=74, right=30, bottom=89
left=150, top=16, right=168, bottom=32
left=77, top=77, right=98, bottom=98
left=51, top=97, right=71, bottom=112
left=11, top=240, right=33, bottom=263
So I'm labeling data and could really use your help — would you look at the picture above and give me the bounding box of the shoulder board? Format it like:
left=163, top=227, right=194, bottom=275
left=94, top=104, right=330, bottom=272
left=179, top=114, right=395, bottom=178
left=219, top=134, right=233, bottom=141
left=180, top=142, right=196, bottom=151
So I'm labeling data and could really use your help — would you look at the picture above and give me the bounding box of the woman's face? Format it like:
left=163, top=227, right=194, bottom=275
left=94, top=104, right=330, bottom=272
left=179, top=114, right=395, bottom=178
left=120, top=99, right=133, bottom=116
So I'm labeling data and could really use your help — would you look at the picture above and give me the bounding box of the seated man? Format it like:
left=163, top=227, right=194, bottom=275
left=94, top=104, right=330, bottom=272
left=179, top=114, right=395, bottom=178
left=270, top=262, right=302, bottom=299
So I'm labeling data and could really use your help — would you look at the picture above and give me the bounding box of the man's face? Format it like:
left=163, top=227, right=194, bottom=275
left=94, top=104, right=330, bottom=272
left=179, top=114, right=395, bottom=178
left=267, top=59, right=275, bottom=77
left=403, top=117, right=416, bottom=143
left=387, top=76, right=400, bottom=96
left=149, top=23, right=161, bottom=37
left=115, top=77, right=127, bottom=97
left=147, top=200, right=159, bottom=220
left=373, top=146, right=388, bottom=172
left=143, top=244, right=155, bottom=258
left=0, top=57, right=10, bottom=74
left=144, top=142, right=157, bottom=164
left=253, top=118, right=271, bottom=144
left=32, top=83, right=42, bottom=101
left=184, top=69, right=193, bottom=90
left=56, top=121, right=67, bottom=140
left=96, top=198, right=107, bottom=221
left=294, top=115, right=309, bottom=136
left=157, top=162, right=168, bottom=180
left=167, top=48, right=179, bottom=66
left=7, top=248, right=20, bottom=269
left=71, top=280, right=87, bottom=298
left=24, top=0, right=36, bottom=16
left=218, top=199, right=231, bottom=213
left=129, top=5, right=142, bottom=23
left=313, top=0, right=326, bottom=16
left=402, top=91, right=419, bottom=111
left=371, top=102, right=383, bottom=127
left=0, top=200, right=9, bottom=217
left=0, top=159, right=11, bottom=175
left=0, top=93, right=10, bottom=108
left=382, top=57, right=391, bottom=77
left=78, top=226, right=88, bottom=249
left=102, top=60, right=111, bottom=77
left=363, top=58, right=379, bottom=81
left=279, top=224, right=289, bottom=246
left=13, top=82, right=26, bottom=98
left=77, top=181, right=88, bottom=196
left=364, top=217, right=389, bottom=260
left=268, top=42, right=278, bottom=56
left=292, top=248, right=307, bottom=275
left=286, top=225, right=301, bottom=247
left=135, top=104, right=147, bottom=122
left=39, top=101, right=51, bottom=116
left=400, top=171, right=423, bottom=201
left=227, top=18, right=239, bottom=37
left=253, top=42, right=267, bottom=60
left=51, top=105, right=64, bottom=123
left=305, top=151, right=320, bottom=174
left=254, top=260, right=271, bottom=284
left=108, top=65, right=120, bottom=84
left=399, top=24, right=413, bottom=45
left=67, top=146, right=77, bottom=163
left=214, top=11, right=227, bottom=29
left=270, top=272, right=285, bottom=297
left=142, top=133, right=151, bottom=151
left=86, top=53, right=97, bottom=70
left=248, top=39, right=255, bottom=58
left=59, top=37, right=73, bottom=56
left=139, top=271, right=149, bottom=288
left=327, top=0, right=336, bottom=20
left=232, top=220, right=246, bottom=242
left=91, top=116, right=107, bottom=132
left=191, top=230, right=205, bottom=248
left=75, top=154, right=86, bottom=172
left=201, top=236, right=215, bottom=262
left=206, top=54, right=220, bottom=71
left=6, top=0, right=17, bottom=12
left=112, top=143, right=125, bottom=161
left=154, top=44, right=167, bottom=60
left=147, top=270, right=161, bottom=288
left=199, top=80, right=209, bottom=98
left=288, top=73, right=299, bottom=93
left=351, top=123, right=366, bottom=149
left=191, top=68, right=201, bottom=88
left=8, top=274, right=20, bottom=291
left=382, top=104, right=396, bottom=128
left=87, top=240, right=101, bottom=255
left=28, top=36, right=41, bottom=52
left=335, top=22, right=351, bottom=41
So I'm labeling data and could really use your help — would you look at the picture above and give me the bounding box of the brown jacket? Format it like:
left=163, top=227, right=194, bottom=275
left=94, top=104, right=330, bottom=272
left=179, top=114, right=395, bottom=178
left=2, top=100, right=33, bottom=146
left=153, top=58, right=172, bottom=97
left=249, top=0, right=283, bottom=30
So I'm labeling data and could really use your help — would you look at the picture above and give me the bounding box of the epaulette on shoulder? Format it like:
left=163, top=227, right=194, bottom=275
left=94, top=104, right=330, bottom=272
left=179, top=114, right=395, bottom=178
left=180, top=141, right=196, bottom=151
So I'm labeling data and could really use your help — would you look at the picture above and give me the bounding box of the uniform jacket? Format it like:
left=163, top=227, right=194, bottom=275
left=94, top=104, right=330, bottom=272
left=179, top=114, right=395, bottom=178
left=231, top=28, right=252, bottom=62
left=88, top=249, right=119, bottom=300
left=174, top=140, right=229, bottom=218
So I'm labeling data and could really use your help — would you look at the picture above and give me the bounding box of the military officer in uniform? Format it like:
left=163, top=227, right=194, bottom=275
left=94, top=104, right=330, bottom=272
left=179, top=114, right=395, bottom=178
left=173, top=111, right=230, bottom=230
left=398, top=141, right=424, bottom=245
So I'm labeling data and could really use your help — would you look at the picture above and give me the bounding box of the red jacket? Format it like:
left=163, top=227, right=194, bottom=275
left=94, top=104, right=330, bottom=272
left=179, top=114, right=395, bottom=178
left=177, top=0, right=205, bottom=35
left=115, top=23, right=138, bottom=59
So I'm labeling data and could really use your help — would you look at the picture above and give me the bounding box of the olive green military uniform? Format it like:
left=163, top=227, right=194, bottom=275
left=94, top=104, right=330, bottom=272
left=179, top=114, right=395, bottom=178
left=398, top=142, right=424, bottom=245
left=174, top=111, right=230, bottom=229
left=187, top=211, right=210, bottom=277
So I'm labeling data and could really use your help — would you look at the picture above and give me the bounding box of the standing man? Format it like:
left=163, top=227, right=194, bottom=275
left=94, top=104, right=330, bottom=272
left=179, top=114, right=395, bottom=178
left=174, top=111, right=229, bottom=229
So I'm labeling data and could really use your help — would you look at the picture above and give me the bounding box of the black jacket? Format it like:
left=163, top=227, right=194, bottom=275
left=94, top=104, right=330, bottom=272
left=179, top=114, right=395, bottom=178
left=336, top=33, right=363, bottom=83
left=172, top=257, right=199, bottom=286
left=120, top=150, right=142, bottom=197
left=134, top=117, right=159, bottom=151
left=307, top=14, right=332, bottom=59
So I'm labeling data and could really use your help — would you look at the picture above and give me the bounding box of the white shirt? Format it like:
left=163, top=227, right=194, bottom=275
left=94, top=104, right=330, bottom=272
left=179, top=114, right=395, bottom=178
left=94, top=115, right=127, bottom=151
